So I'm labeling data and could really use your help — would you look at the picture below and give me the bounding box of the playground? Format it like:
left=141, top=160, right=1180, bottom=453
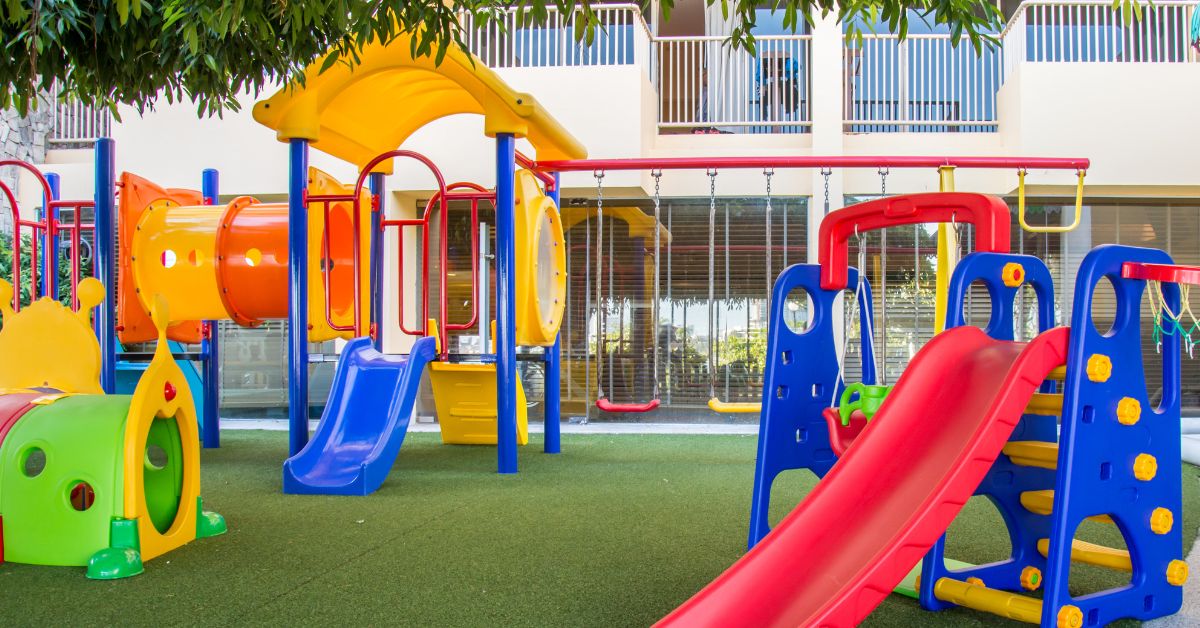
left=0, top=430, right=1195, bottom=627
left=1, top=10, right=1199, bottom=628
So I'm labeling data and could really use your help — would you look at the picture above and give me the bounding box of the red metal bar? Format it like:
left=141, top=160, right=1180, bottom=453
left=434, top=181, right=494, bottom=334
left=320, top=199, right=354, bottom=333
left=0, top=159, right=97, bottom=311
left=1, top=181, right=21, bottom=310
left=358, top=150, right=449, bottom=350
left=530, top=155, right=1091, bottom=173
left=515, top=151, right=557, bottom=190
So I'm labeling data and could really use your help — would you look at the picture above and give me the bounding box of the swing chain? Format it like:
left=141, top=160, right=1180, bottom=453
left=878, top=167, right=889, bottom=196
left=652, top=169, right=663, bottom=397
left=594, top=170, right=606, bottom=399
left=821, top=168, right=832, bottom=214
left=763, top=168, right=774, bottom=208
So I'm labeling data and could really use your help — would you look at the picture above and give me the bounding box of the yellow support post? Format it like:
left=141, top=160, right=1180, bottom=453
left=1036, top=539, right=1132, bottom=572
left=934, top=166, right=957, bottom=334
left=933, top=577, right=1043, bottom=624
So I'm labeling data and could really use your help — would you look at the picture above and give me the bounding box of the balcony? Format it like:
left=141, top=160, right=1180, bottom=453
left=44, top=0, right=1199, bottom=155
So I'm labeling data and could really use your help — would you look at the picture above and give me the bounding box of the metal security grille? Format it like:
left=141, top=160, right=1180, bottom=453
left=558, top=196, right=807, bottom=421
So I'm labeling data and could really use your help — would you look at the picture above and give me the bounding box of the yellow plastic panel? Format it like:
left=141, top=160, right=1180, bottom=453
left=0, top=278, right=104, bottom=394
left=122, top=294, right=200, bottom=560
left=514, top=170, right=567, bottom=346
left=131, top=201, right=227, bottom=321
left=428, top=362, right=529, bottom=446
left=307, top=167, right=371, bottom=341
left=252, top=33, right=585, bottom=170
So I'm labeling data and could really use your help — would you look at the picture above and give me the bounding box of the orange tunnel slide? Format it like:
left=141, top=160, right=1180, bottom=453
left=117, top=169, right=369, bottom=344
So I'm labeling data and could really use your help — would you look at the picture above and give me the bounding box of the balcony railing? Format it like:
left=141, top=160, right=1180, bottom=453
left=1002, top=0, right=1198, bottom=75
left=843, top=34, right=1003, bottom=133
left=460, top=4, right=651, bottom=69
left=48, top=84, right=111, bottom=146
left=655, top=35, right=813, bottom=133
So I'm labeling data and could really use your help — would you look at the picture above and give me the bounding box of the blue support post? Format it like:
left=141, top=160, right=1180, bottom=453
left=201, top=169, right=221, bottom=448
left=543, top=172, right=562, bottom=454
left=94, top=138, right=117, bottom=393
left=41, top=173, right=61, bottom=299
left=495, top=134, right=518, bottom=474
left=369, top=172, right=385, bottom=351
left=287, top=139, right=311, bottom=456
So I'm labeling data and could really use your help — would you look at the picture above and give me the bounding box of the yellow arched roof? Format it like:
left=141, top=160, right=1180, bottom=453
left=253, top=33, right=586, bottom=172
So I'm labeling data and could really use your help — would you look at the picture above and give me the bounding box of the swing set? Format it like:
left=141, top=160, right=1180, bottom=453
left=564, top=155, right=1090, bottom=415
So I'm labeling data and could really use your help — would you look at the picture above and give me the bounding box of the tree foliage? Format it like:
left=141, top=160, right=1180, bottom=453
left=0, top=0, right=1006, bottom=118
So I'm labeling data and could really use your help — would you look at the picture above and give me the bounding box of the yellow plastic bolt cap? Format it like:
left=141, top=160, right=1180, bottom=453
left=1116, top=397, right=1142, bottom=425
left=1151, top=507, right=1175, bottom=535
left=1133, top=454, right=1158, bottom=481
left=1002, top=262, right=1026, bottom=287
left=1086, top=354, right=1112, bottom=383
left=965, top=577, right=985, bottom=587
left=1058, top=605, right=1084, bottom=628
left=1167, top=559, right=1189, bottom=586
left=1020, top=566, right=1042, bottom=591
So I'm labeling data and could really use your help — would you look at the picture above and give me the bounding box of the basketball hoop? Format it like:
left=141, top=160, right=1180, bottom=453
left=1123, top=262, right=1200, bottom=357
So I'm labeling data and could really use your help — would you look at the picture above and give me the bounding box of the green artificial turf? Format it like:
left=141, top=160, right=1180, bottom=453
left=0, top=430, right=1197, bottom=627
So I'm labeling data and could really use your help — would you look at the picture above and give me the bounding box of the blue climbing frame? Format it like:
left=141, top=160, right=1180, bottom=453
left=281, top=136, right=565, bottom=473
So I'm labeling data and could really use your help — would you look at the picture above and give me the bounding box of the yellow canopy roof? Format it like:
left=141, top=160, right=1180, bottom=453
left=253, top=33, right=586, bottom=171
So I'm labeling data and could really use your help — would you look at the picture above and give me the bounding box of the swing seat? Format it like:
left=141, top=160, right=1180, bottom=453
left=707, top=398, right=761, bottom=414
left=596, top=398, right=660, bottom=413
left=821, top=406, right=870, bottom=456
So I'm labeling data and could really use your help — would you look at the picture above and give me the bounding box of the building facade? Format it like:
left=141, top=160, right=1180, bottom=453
left=12, top=0, right=1200, bottom=421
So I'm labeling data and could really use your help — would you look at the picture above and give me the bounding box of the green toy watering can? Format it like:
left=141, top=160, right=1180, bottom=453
left=838, top=383, right=893, bottom=426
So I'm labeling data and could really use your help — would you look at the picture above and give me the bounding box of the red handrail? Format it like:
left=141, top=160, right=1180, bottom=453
left=0, top=159, right=95, bottom=312
left=362, top=150, right=449, bottom=355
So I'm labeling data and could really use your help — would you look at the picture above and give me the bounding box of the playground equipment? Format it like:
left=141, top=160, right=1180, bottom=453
left=659, top=191, right=1191, bottom=626
left=0, top=157, right=220, bottom=447
left=116, top=168, right=370, bottom=344
left=249, top=31, right=583, bottom=489
left=0, top=277, right=225, bottom=579
left=592, top=171, right=661, bottom=413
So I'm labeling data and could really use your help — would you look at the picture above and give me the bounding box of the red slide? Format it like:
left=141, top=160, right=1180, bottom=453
left=659, top=325, right=1068, bottom=628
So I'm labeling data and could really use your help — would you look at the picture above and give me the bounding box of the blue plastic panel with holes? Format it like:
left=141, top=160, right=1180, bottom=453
left=1038, top=245, right=1184, bottom=626
left=747, top=264, right=876, bottom=549
left=919, top=252, right=1059, bottom=608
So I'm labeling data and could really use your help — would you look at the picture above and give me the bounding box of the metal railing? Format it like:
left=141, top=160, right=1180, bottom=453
left=461, top=4, right=651, bottom=68
left=843, top=34, right=1003, bottom=133
left=47, top=84, right=111, bottom=146
left=1002, top=0, right=1198, bottom=74
left=655, top=35, right=813, bottom=132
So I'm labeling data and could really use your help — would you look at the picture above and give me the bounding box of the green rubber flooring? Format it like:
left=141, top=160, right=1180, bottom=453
left=0, top=430, right=1196, bottom=627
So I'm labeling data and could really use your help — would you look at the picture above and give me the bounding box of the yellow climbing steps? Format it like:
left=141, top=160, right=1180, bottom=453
left=1019, top=490, right=1113, bottom=523
left=933, top=577, right=1042, bottom=624
left=1025, top=392, right=1064, bottom=415
left=1037, top=538, right=1132, bottom=572
left=1004, top=441, right=1060, bottom=470
left=428, top=362, right=530, bottom=446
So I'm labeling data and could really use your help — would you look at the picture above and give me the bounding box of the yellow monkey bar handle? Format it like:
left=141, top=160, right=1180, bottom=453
left=1018, top=168, right=1086, bottom=233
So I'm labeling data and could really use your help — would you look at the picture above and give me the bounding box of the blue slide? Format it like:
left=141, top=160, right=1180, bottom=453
left=283, top=335, right=437, bottom=496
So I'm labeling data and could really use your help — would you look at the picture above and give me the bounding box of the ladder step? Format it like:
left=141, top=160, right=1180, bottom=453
left=1025, top=392, right=1064, bottom=415
left=933, top=577, right=1042, bottom=624
left=1047, top=366, right=1067, bottom=381
left=1019, top=490, right=1114, bottom=523
left=1003, top=441, right=1059, bottom=469
left=1037, top=538, right=1132, bottom=572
